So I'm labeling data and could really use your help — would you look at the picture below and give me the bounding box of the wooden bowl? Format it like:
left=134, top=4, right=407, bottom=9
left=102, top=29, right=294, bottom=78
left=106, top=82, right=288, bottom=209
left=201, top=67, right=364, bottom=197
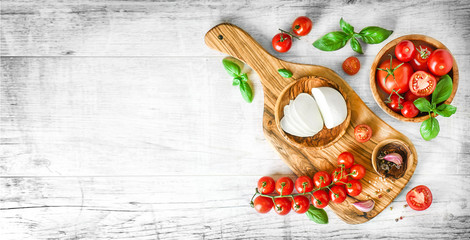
left=274, top=76, right=351, bottom=149
left=371, top=139, right=414, bottom=179
left=370, top=34, right=459, bottom=122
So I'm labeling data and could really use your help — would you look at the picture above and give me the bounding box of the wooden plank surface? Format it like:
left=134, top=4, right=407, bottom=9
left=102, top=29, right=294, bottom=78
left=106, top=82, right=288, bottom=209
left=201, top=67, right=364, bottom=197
left=1, top=0, right=470, bottom=238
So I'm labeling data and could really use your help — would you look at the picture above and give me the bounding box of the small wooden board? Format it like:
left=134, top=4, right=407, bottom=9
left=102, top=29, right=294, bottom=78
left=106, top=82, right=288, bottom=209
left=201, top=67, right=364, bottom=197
left=205, top=23, right=417, bottom=224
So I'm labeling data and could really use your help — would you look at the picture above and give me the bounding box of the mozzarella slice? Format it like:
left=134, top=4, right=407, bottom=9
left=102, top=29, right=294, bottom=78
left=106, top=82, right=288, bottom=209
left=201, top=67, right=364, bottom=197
left=284, top=104, right=316, bottom=135
left=292, top=93, right=324, bottom=134
left=311, top=87, right=347, bottom=129
left=283, top=105, right=305, bottom=134
left=280, top=117, right=312, bottom=137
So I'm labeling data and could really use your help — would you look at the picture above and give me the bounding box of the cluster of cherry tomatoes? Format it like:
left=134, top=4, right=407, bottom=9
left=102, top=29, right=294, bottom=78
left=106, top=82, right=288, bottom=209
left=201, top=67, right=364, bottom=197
left=251, top=152, right=366, bottom=215
left=272, top=16, right=313, bottom=53
left=377, top=40, right=453, bottom=118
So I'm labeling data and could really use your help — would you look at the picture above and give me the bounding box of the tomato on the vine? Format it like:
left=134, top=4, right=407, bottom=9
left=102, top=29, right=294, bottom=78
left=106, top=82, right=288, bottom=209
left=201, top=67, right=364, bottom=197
left=376, top=57, right=413, bottom=94
left=273, top=197, right=291, bottom=215
left=253, top=196, right=273, bottom=214
left=401, top=101, right=419, bottom=118
left=291, top=195, right=310, bottom=214
left=406, top=185, right=432, bottom=211
left=272, top=33, right=292, bottom=53
left=386, top=93, right=404, bottom=112
left=275, top=177, right=294, bottom=195
left=312, top=190, right=329, bottom=209
left=329, top=186, right=347, bottom=204
left=295, top=176, right=314, bottom=193
left=257, top=176, right=275, bottom=194
left=337, top=152, right=355, bottom=168
left=409, top=71, right=436, bottom=97
left=350, top=164, right=366, bottom=180
left=292, top=16, right=312, bottom=36
left=345, top=179, right=362, bottom=196
left=395, top=40, right=416, bottom=62
left=342, top=56, right=361, bottom=75
left=313, top=171, right=332, bottom=188
left=410, top=45, right=432, bottom=72
left=427, top=49, right=453, bottom=76
left=332, top=168, right=349, bottom=185
left=354, top=124, right=372, bottom=143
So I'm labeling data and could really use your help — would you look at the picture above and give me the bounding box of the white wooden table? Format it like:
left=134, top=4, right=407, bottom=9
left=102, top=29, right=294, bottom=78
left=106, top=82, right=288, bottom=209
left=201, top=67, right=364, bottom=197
left=1, top=0, right=469, bottom=239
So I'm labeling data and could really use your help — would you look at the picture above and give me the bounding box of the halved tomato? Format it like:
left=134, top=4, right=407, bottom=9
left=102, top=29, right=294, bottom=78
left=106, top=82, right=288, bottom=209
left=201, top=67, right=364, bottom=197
left=409, top=71, right=437, bottom=97
left=406, top=185, right=432, bottom=211
left=354, top=124, right=372, bottom=143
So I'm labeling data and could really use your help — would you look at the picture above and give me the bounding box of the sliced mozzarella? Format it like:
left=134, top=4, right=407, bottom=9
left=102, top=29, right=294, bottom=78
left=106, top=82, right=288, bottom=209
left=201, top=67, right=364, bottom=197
left=311, top=87, right=347, bottom=129
left=280, top=117, right=312, bottom=137
left=283, top=105, right=305, bottom=134
left=292, top=93, right=324, bottom=134
left=284, top=105, right=315, bottom=135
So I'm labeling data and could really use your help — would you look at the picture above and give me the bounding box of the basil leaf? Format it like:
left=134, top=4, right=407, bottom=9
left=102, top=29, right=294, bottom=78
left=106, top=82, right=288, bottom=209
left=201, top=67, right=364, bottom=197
left=222, top=59, right=241, bottom=78
left=358, top=26, right=393, bottom=44
left=240, top=73, right=248, bottom=82
left=435, top=104, right=457, bottom=117
left=340, top=18, right=354, bottom=35
left=350, top=37, right=363, bottom=54
left=432, top=75, right=453, bottom=104
left=239, top=81, right=253, bottom=103
left=305, top=205, right=328, bottom=224
left=420, top=116, right=440, bottom=141
left=413, top=98, right=432, bottom=112
left=313, top=31, right=350, bottom=51
left=278, top=69, right=293, bottom=78
left=232, top=77, right=241, bottom=86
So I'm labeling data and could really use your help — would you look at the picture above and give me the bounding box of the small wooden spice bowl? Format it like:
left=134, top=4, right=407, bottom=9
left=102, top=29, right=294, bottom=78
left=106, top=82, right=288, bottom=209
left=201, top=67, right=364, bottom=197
left=369, top=34, right=459, bottom=122
left=371, top=139, right=413, bottom=179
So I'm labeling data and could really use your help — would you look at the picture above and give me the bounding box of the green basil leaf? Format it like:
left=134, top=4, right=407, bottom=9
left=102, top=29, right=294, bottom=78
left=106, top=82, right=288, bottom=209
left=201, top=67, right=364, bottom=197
left=313, top=31, right=350, bottom=51
left=222, top=59, right=241, bottom=78
left=435, top=104, right=457, bottom=117
left=340, top=18, right=354, bottom=35
left=432, top=75, right=453, bottom=104
left=358, top=26, right=393, bottom=44
left=240, top=73, right=248, bottom=82
left=278, top=69, right=293, bottom=78
left=420, top=116, right=440, bottom=141
left=239, top=81, right=253, bottom=103
left=305, top=205, right=328, bottom=224
left=413, top=98, right=432, bottom=112
left=232, top=77, right=241, bottom=86
left=350, top=37, right=363, bottom=54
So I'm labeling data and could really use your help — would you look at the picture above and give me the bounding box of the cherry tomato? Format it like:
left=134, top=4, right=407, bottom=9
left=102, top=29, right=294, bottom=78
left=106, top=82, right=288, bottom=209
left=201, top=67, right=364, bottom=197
left=273, top=197, right=291, bottom=215
left=350, top=164, right=366, bottom=180
left=337, top=152, right=355, bottom=168
left=272, top=33, right=292, bottom=53
left=312, top=190, right=329, bottom=209
left=386, top=93, right=404, bottom=112
left=354, top=124, right=372, bottom=143
left=292, top=16, right=312, bottom=36
left=275, top=177, right=294, bottom=195
left=313, top=171, right=332, bottom=188
left=427, top=49, right=453, bottom=76
left=342, top=56, right=361, bottom=75
left=376, top=57, right=413, bottom=94
left=295, top=176, right=314, bottom=193
left=253, top=196, right=273, bottom=214
left=395, top=40, right=416, bottom=62
left=406, top=185, right=432, bottom=211
left=409, top=71, right=437, bottom=97
left=329, top=186, right=347, bottom=204
left=257, top=176, right=275, bottom=194
left=291, top=195, right=310, bottom=214
left=332, top=168, right=349, bottom=186
left=401, top=101, right=420, bottom=118
left=345, top=179, right=362, bottom=196
left=410, top=45, right=432, bottom=72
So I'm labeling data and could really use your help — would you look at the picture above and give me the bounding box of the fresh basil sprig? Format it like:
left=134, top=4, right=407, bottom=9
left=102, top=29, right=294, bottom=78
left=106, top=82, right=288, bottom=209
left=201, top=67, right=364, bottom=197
left=413, top=75, right=456, bottom=141
left=222, top=59, right=254, bottom=103
left=305, top=205, right=328, bottom=224
left=313, top=18, right=393, bottom=54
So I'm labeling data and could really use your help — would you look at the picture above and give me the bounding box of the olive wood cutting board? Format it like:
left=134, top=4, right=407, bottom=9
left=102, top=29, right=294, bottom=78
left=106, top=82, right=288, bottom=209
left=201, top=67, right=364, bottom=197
left=205, top=23, right=418, bottom=224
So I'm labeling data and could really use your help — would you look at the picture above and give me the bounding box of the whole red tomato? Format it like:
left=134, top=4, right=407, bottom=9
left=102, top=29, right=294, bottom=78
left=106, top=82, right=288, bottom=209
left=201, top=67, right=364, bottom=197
left=376, top=57, right=413, bottom=94
left=345, top=179, right=362, bottom=196
left=350, top=164, right=366, bottom=180
left=410, top=45, right=432, bottom=72
left=257, top=176, right=275, bottom=194
left=337, top=152, right=355, bottom=168
left=329, top=186, right=347, bottom=204
left=312, top=190, right=329, bottom=209
left=292, top=16, right=312, bottom=36
left=401, top=101, right=420, bottom=118
left=253, top=196, right=273, bottom=214
left=275, top=177, right=294, bottom=195
left=427, top=49, right=453, bottom=76
left=295, top=176, right=314, bottom=193
left=273, top=197, right=291, bottom=215
left=313, top=171, right=332, bottom=188
left=291, top=195, right=310, bottom=214
left=332, top=168, right=349, bottom=185
left=395, top=40, right=416, bottom=62
left=272, top=33, right=292, bottom=53
left=386, top=93, right=404, bottom=112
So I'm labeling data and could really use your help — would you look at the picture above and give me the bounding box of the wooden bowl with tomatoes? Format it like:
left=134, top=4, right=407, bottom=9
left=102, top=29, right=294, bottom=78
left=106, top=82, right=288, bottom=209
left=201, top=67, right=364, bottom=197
left=369, top=34, right=459, bottom=122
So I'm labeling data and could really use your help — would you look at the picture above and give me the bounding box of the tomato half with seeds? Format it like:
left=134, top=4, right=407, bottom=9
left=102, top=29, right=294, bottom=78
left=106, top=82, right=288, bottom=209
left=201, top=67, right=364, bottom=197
left=401, top=101, right=420, bottom=118
left=342, top=56, right=361, bottom=75
left=292, top=16, right=312, bottom=36
left=295, top=176, right=314, bottom=193
left=354, top=124, right=372, bottom=143
left=411, top=45, right=432, bottom=72
left=345, top=179, right=362, bottom=196
left=272, top=33, right=292, bottom=53
left=257, top=176, right=275, bottom=194
left=337, top=152, right=355, bottom=168
left=395, top=40, right=416, bottom=62
left=350, top=164, right=366, bottom=180
left=332, top=168, right=349, bottom=185
left=386, top=93, right=404, bottom=112
left=376, top=57, right=413, bottom=94
left=313, top=171, right=332, bottom=188
left=291, top=195, right=310, bottom=214
left=275, top=177, right=294, bottom=195
left=253, top=196, right=273, bottom=214
left=409, top=71, right=436, bottom=97
left=273, top=197, right=292, bottom=215
left=312, top=190, right=329, bottom=209
left=406, top=185, right=432, bottom=211
left=427, top=49, right=453, bottom=76
left=329, top=186, right=347, bottom=204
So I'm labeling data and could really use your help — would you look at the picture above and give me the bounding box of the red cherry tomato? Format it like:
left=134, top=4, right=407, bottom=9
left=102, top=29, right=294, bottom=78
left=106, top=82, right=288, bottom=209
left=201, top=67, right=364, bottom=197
left=291, top=195, right=310, bottom=214
left=386, top=93, right=404, bottom=112
left=272, top=33, right=292, bottom=53
left=395, top=40, right=416, bottom=62
left=312, top=190, right=330, bottom=209
left=354, top=124, right=372, bottom=143
left=409, top=71, right=437, bottom=97
left=350, top=164, right=366, bottom=180
left=401, top=101, right=420, bottom=118
left=257, top=176, right=275, bottom=194
left=427, top=49, right=453, bottom=76
left=342, top=56, right=361, bottom=75
left=253, top=196, right=273, bottom=214
left=275, top=177, right=294, bottom=195
left=410, top=45, right=432, bottom=72
left=337, top=152, right=355, bottom=168
left=332, top=168, right=349, bottom=186
left=292, top=16, right=312, bottom=36
left=329, top=186, right=347, bottom=204
left=295, top=176, right=314, bottom=193
left=345, top=179, right=362, bottom=196
left=313, top=171, right=332, bottom=188
left=376, top=57, right=413, bottom=94
left=406, top=185, right=432, bottom=211
left=273, top=197, right=291, bottom=215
